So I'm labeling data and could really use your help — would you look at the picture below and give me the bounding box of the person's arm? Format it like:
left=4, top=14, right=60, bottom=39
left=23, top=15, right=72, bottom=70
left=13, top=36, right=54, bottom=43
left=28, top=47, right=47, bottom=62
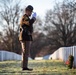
left=29, top=17, right=36, bottom=25
left=29, top=12, right=37, bottom=25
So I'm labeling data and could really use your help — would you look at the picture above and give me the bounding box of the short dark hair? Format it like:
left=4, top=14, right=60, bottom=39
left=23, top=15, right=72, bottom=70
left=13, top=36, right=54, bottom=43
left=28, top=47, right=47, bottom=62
left=25, top=5, right=33, bottom=12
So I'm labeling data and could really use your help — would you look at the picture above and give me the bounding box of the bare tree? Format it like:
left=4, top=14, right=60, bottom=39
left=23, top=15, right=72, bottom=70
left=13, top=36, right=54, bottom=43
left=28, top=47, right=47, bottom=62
left=0, top=0, right=24, bottom=53
left=44, top=0, right=76, bottom=48
left=33, top=16, right=43, bottom=33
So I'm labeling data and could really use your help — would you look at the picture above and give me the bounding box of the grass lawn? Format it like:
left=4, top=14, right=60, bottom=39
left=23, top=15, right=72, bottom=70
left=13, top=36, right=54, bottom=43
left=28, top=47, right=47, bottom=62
left=0, top=60, right=76, bottom=75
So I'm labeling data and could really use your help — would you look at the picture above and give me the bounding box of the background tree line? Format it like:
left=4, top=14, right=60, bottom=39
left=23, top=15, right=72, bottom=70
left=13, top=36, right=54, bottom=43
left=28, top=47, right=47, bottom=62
left=0, top=0, right=76, bottom=59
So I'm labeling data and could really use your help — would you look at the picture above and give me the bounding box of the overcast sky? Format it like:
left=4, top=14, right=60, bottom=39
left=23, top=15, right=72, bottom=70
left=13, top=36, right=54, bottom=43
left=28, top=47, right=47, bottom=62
left=25, top=0, right=63, bottom=18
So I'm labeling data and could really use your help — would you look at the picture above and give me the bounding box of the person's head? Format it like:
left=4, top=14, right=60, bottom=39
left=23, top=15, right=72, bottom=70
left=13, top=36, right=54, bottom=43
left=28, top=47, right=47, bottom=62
left=25, top=5, right=33, bottom=16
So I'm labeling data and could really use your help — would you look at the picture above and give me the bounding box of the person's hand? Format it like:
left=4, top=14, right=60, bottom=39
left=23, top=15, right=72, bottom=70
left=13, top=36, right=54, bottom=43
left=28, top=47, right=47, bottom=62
left=32, top=12, right=37, bottom=19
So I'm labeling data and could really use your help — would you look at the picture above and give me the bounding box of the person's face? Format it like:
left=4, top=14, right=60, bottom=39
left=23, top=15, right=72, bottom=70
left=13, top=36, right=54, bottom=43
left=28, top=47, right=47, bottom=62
left=27, top=10, right=32, bottom=16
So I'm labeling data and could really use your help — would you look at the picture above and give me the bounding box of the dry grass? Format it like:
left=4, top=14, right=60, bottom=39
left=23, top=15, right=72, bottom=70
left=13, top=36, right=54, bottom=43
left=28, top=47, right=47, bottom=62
left=0, top=60, right=76, bottom=75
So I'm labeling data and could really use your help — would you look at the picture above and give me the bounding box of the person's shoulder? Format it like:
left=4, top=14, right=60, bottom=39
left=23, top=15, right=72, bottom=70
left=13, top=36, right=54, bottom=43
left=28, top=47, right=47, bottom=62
left=23, top=14, right=28, bottom=17
left=23, top=14, right=29, bottom=20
